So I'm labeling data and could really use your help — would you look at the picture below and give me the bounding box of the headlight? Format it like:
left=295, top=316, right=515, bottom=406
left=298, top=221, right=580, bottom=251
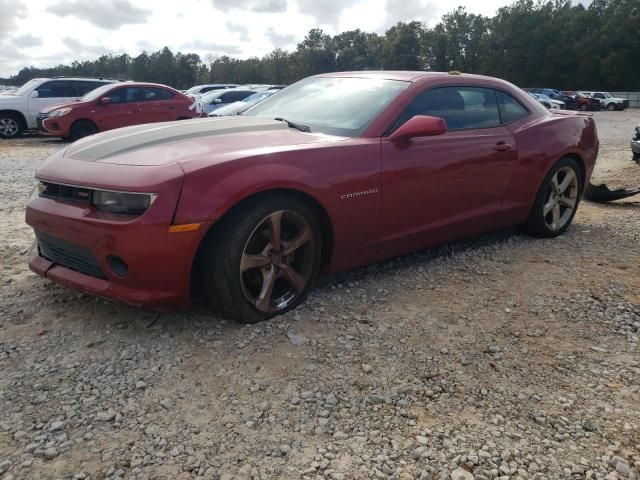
left=92, top=190, right=157, bottom=215
left=46, top=108, right=72, bottom=118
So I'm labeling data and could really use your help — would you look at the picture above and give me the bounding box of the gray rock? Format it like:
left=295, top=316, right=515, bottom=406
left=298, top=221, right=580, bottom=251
left=49, top=420, right=65, bottom=432
left=287, top=331, right=309, bottom=346
left=0, top=460, right=12, bottom=474
left=44, top=447, right=59, bottom=460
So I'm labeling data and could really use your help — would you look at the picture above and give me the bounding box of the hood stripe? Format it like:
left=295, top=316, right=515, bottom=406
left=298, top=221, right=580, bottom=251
left=65, top=117, right=288, bottom=161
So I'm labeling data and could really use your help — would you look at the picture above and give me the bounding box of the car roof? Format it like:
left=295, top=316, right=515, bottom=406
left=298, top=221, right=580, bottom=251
left=315, top=71, right=504, bottom=82
left=107, top=82, right=178, bottom=90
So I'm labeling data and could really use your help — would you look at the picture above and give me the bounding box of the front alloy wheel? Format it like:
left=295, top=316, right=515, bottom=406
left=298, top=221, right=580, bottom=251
left=0, top=115, right=21, bottom=138
left=240, top=210, right=316, bottom=313
left=202, top=195, right=321, bottom=323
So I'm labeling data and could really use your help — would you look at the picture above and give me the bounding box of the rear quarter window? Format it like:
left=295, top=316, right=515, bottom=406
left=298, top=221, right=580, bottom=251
left=496, top=90, right=529, bottom=124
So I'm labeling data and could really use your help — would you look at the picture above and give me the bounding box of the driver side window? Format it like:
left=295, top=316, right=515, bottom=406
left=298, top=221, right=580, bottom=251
left=394, top=86, right=501, bottom=132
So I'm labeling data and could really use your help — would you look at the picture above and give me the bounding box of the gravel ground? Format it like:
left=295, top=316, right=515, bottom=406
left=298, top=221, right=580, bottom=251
left=1, top=111, right=639, bottom=480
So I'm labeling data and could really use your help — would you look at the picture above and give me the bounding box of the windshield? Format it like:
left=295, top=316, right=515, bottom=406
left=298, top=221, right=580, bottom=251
left=602, top=92, right=612, bottom=98
left=186, top=86, right=203, bottom=94
left=80, top=84, right=115, bottom=102
left=14, top=79, right=41, bottom=96
left=245, top=76, right=409, bottom=136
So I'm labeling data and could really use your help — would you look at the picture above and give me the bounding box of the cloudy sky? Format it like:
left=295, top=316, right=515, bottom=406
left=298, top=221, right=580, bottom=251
left=2, top=0, right=525, bottom=77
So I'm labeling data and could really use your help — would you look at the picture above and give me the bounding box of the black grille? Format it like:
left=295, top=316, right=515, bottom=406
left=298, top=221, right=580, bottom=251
left=623, top=100, right=630, bottom=108
left=39, top=181, right=91, bottom=204
left=37, top=231, right=107, bottom=280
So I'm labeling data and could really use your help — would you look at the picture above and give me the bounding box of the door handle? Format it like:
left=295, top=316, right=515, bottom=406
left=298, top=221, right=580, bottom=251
left=493, top=142, right=513, bottom=152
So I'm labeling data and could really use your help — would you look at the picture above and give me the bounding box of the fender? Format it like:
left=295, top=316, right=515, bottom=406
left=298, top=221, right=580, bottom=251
left=174, top=139, right=382, bottom=265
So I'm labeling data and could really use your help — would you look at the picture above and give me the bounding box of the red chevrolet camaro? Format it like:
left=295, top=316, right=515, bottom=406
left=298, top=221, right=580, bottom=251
left=26, top=71, right=599, bottom=323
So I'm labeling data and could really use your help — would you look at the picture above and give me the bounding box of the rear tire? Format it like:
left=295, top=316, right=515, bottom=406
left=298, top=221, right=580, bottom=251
left=525, top=157, right=582, bottom=238
left=201, top=194, right=322, bottom=323
left=0, top=113, right=23, bottom=139
left=70, top=120, right=98, bottom=141
left=580, top=104, right=588, bottom=111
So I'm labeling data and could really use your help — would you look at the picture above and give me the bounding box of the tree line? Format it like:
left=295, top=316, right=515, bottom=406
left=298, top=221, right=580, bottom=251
left=2, top=0, right=638, bottom=91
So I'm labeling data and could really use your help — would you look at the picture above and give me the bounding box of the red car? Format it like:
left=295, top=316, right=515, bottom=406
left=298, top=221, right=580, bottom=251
left=26, top=71, right=599, bottom=323
left=562, top=91, right=601, bottom=111
left=38, top=82, right=197, bottom=140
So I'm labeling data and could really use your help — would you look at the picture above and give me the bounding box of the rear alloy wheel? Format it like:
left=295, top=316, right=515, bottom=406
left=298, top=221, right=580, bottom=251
left=607, top=103, right=617, bottom=111
left=525, top=158, right=582, bottom=238
left=202, top=196, right=321, bottom=323
left=580, top=104, right=588, bottom=111
left=70, top=120, right=98, bottom=141
left=0, top=114, right=23, bottom=139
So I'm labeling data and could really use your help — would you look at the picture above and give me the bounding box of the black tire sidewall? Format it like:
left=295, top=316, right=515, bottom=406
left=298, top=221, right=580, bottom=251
left=526, top=157, right=583, bottom=238
left=203, top=195, right=322, bottom=323
left=0, top=113, right=23, bottom=139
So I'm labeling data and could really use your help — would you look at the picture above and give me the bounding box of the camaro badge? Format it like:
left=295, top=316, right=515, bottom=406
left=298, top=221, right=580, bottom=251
left=340, top=188, right=378, bottom=200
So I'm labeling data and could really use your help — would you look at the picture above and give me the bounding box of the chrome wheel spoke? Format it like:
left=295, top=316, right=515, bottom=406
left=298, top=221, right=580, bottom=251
left=543, top=197, right=555, bottom=216
left=282, top=224, right=313, bottom=256
left=558, top=170, right=576, bottom=194
left=255, top=267, right=276, bottom=311
left=268, top=211, right=283, bottom=247
left=559, top=195, right=576, bottom=208
left=280, top=264, right=306, bottom=293
left=550, top=175, right=560, bottom=194
left=551, top=203, right=561, bottom=229
left=240, top=253, right=271, bottom=272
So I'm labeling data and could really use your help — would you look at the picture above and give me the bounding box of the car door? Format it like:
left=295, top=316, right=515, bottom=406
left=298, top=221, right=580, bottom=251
left=28, top=80, right=77, bottom=119
left=141, top=87, right=177, bottom=123
left=97, top=86, right=145, bottom=131
left=379, top=86, right=519, bottom=252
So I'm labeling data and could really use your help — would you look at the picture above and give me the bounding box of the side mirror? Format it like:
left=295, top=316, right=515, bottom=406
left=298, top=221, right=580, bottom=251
left=214, top=98, right=222, bottom=104
left=30, top=90, right=39, bottom=99
left=99, top=97, right=111, bottom=105
left=388, top=115, right=447, bottom=143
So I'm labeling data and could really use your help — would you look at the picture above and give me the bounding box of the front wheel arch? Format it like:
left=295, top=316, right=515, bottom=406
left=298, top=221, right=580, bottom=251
left=69, top=119, right=98, bottom=140
left=0, top=110, right=27, bottom=127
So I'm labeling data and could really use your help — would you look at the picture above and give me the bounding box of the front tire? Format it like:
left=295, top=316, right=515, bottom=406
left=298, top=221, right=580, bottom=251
left=201, top=195, right=322, bottom=323
left=525, top=157, right=582, bottom=238
left=607, top=103, right=617, bottom=111
left=69, top=120, right=98, bottom=141
left=0, top=113, right=23, bottom=139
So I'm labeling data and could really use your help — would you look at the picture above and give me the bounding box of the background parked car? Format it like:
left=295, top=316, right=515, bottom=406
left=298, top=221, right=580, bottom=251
left=208, top=89, right=279, bottom=116
left=0, top=77, right=118, bottom=138
left=38, top=82, right=197, bottom=141
left=528, top=92, right=565, bottom=109
left=632, top=124, right=640, bottom=161
left=197, top=88, right=257, bottom=115
left=184, top=84, right=239, bottom=100
left=527, top=88, right=575, bottom=109
left=579, top=91, right=629, bottom=111
left=562, top=91, right=601, bottom=111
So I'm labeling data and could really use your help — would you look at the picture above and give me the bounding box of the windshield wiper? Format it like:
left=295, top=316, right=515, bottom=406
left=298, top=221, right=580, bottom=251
left=274, top=117, right=311, bottom=133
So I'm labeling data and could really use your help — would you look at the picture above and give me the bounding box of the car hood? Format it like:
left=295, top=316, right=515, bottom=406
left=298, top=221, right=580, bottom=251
left=0, top=94, right=24, bottom=104
left=41, top=100, right=85, bottom=113
left=62, top=116, right=344, bottom=166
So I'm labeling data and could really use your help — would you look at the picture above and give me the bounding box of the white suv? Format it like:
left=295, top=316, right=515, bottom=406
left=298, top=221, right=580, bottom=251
left=0, top=77, right=117, bottom=138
